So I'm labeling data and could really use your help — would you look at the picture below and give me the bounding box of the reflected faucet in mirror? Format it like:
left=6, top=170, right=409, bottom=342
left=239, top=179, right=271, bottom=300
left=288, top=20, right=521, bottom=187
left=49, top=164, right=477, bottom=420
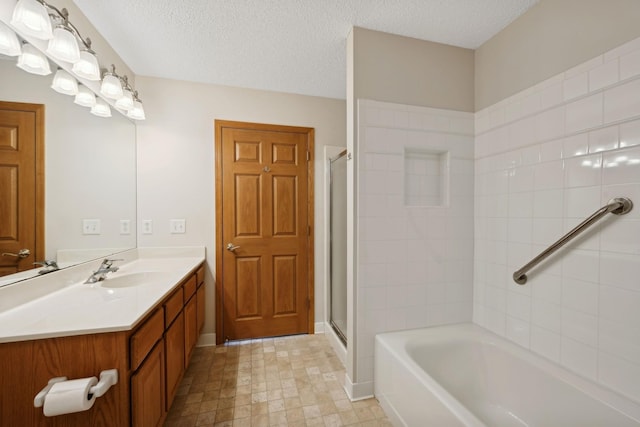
left=84, top=258, right=123, bottom=284
left=34, top=260, right=59, bottom=275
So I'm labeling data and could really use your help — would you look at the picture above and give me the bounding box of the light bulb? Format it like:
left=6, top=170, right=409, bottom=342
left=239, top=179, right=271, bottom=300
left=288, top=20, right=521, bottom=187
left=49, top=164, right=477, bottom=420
left=91, top=97, right=112, bottom=117
left=115, top=89, right=134, bottom=111
left=100, top=73, right=123, bottom=99
left=127, top=100, right=145, bottom=120
left=74, top=85, right=96, bottom=107
left=0, top=22, right=21, bottom=56
left=47, top=25, right=81, bottom=63
left=51, top=69, right=78, bottom=95
left=10, top=0, right=53, bottom=40
left=16, top=43, right=51, bottom=75
left=72, top=50, right=100, bottom=80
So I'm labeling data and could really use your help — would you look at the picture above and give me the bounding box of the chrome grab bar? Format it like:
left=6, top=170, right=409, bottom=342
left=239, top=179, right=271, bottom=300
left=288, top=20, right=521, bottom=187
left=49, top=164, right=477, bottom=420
left=513, top=197, right=633, bottom=285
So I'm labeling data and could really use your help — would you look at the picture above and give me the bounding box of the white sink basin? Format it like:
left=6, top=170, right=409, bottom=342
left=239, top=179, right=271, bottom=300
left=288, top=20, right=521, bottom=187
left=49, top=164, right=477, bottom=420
left=100, top=272, right=166, bottom=288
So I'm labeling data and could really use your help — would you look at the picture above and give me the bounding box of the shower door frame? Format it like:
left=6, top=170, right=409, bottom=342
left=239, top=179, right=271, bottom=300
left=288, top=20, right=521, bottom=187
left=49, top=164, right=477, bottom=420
left=328, top=149, right=348, bottom=345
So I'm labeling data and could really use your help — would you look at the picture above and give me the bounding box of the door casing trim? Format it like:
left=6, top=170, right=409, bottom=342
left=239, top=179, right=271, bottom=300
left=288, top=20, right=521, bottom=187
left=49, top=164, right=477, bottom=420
left=214, top=120, right=315, bottom=344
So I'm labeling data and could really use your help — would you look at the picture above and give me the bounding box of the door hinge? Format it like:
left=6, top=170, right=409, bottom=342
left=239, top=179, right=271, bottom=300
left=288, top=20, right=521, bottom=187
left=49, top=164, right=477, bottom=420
left=306, top=151, right=310, bottom=161
left=308, top=225, right=311, bottom=236
left=307, top=298, right=311, bottom=308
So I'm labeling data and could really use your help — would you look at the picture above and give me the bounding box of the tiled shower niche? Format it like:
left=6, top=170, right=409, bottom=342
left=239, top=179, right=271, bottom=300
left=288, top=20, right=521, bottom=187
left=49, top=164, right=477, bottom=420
left=404, top=148, right=449, bottom=207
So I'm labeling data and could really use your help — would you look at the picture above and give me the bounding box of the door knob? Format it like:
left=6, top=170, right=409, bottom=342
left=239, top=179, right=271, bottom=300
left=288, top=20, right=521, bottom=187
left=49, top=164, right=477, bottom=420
left=2, top=248, right=31, bottom=259
left=226, top=243, right=240, bottom=252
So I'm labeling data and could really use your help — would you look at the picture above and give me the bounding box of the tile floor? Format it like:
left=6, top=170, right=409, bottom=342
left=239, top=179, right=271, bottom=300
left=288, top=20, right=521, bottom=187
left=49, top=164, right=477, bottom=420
left=164, top=334, right=392, bottom=426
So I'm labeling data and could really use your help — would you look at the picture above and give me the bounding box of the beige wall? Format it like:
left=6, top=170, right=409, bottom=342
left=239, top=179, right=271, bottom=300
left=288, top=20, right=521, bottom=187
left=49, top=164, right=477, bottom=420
left=135, top=76, right=347, bottom=340
left=475, top=0, right=640, bottom=110
left=353, top=27, right=475, bottom=112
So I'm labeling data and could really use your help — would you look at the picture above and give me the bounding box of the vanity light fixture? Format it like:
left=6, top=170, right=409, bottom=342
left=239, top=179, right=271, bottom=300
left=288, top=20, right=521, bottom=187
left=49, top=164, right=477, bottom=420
left=126, top=92, right=145, bottom=121
left=9, top=0, right=146, bottom=120
left=72, top=41, right=100, bottom=81
left=90, top=97, right=111, bottom=118
left=115, top=75, right=134, bottom=111
left=46, top=12, right=80, bottom=63
left=51, top=68, right=78, bottom=95
left=10, top=0, right=53, bottom=40
left=74, top=84, right=96, bottom=107
left=0, top=22, right=22, bottom=56
left=100, top=64, right=124, bottom=99
left=16, top=42, right=51, bottom=75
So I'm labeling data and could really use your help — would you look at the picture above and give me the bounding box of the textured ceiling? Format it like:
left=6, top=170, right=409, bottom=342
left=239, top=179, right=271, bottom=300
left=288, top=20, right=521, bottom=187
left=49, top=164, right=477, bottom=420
left=72, top=0, right=538, bottom=99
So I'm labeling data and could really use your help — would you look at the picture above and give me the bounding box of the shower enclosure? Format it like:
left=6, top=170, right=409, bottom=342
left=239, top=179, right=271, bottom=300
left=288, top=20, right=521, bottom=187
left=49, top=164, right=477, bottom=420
left=329, top=150, right=347, bottom=344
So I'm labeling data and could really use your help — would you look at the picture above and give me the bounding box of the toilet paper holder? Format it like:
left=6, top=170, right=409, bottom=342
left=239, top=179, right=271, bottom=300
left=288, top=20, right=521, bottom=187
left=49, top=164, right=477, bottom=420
left=33, top=369, right=118, bottom=408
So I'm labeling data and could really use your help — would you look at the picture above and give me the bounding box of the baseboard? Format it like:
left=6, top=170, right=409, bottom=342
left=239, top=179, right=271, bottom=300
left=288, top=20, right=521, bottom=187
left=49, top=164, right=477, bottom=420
left=314, top=321, right=325, bottom=333
left=324, top=322, right=347, bottom=367
left=343, top=373, right=374, bottom=401
left=196, top=332, right=216, bottom=347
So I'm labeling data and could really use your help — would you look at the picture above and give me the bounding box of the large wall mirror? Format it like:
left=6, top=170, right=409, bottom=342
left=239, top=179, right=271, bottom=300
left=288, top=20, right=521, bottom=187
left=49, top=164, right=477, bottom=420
left=0, top=57, right=137, bottom=287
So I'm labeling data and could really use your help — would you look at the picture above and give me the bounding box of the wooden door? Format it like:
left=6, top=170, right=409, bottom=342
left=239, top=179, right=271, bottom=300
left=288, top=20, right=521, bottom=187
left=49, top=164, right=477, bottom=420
left=215, top=121, right=314, bottom=343
left=0, top=101, right=44, bottom=276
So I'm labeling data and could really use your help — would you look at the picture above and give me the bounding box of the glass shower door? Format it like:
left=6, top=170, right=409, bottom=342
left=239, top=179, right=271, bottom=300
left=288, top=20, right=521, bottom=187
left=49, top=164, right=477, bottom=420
left=329, top=150, right=347, bottom=344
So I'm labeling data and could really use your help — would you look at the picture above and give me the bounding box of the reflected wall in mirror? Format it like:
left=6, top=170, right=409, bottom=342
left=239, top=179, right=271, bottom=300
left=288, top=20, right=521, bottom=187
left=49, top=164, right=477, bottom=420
left=0, top=57, right=136, bottom=287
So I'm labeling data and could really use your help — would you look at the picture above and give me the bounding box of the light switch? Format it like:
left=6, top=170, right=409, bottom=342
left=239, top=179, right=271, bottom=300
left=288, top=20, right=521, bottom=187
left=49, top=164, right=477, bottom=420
left=142, top=219, right=153, bottom=234
left=170, top=219, right=186, bottom=234
left=120, top=219, right=131, bottom=235
left=82, top=219, right=101, bottom=235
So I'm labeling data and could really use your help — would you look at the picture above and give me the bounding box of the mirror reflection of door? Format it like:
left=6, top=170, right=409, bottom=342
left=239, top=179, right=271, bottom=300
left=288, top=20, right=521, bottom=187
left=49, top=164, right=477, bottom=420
left=215, top=120, right=315, bottom=343
left=0, top=101, right=44, bottom=277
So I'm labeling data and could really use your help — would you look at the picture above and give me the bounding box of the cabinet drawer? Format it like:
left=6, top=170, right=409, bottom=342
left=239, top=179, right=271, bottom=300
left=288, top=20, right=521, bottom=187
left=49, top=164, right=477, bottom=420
left=196, top=265, right=205, bottom=286
left=130, top=309, right=164, bottom=370
left=183, top=275, right=197, bottom=303
left=164, top=287, right=184, bottom=326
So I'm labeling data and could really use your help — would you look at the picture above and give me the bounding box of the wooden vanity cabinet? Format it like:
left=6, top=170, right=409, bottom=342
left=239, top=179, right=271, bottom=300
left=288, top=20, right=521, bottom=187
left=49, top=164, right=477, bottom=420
left=131, top=341, right=165, bottom=427
left=0, top=263, right=205, bottom=427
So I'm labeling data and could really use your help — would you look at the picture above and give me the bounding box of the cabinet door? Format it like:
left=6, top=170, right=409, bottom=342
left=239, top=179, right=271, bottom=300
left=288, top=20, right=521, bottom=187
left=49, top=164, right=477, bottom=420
left=131, top=342, right=165, bottom=427
left=184, top=295, right=198, bottom=367
left=197, top=283, right=205, bottom=334
left=165, top=311, right=185, bottom=409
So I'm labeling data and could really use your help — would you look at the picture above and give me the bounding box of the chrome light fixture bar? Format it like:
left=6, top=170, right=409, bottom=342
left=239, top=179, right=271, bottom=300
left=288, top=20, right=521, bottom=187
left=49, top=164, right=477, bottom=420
left=7, top=0, right=146, bottom=120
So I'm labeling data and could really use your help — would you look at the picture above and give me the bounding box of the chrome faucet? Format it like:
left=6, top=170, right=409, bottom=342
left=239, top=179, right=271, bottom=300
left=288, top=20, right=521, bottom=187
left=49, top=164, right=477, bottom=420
left=34, top=260, right=59, bottom=275
left=84, top=258, right=123, bottom=284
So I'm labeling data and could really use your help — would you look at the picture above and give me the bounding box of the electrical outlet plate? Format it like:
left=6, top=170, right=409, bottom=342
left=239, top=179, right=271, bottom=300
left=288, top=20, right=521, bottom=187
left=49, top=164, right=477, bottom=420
left=82, top=219, right=101, bottom=235
left=170, top=219, right=186, bottom=234
left=120, top=219, right=131, bottom=235
left=142, top=219, right=153, bottom=234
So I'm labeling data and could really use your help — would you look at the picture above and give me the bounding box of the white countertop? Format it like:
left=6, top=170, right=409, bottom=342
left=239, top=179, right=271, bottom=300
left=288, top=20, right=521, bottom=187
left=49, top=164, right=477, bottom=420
left=0, top=248, right=205, bottom=343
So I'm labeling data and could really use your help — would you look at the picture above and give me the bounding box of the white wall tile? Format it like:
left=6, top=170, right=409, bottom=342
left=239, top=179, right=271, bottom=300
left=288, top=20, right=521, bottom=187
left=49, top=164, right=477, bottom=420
left=506, top=316, right=531, bottom=348
left=566, top=93, right=603, bottom=133
left=475, top=39, right=640, bottom=405
left=588, top=126, right=619, bottom=153
left=604, top=79, right=640, bottom=124
left=564, top=155, right=602, bottom=188
left=589, top=59, right=619, bottom=92
left=562, top=134, right=589, bottom=158
left=619, top=119, right=640, bottom=148
left=620, top=49, right=640, bottom=80
left=532, top=299, right=562, bottom=332
left=563, top=73, right=589, bottom=101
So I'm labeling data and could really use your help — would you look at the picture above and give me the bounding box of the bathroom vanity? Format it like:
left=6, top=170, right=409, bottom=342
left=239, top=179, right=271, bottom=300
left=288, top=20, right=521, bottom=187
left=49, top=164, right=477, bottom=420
left=0, top=248, right=206, bottom=427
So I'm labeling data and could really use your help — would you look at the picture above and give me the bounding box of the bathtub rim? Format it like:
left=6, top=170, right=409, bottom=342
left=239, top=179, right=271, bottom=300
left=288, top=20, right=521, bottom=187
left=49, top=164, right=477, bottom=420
left=375, top=322, right=640, bottom=425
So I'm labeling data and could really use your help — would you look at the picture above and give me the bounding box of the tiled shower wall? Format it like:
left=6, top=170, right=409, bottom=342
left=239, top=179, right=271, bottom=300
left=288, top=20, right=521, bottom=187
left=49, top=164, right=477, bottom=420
left=474, top=36, right=640, bottom=402
left=356, top=100, right=474, bottom=393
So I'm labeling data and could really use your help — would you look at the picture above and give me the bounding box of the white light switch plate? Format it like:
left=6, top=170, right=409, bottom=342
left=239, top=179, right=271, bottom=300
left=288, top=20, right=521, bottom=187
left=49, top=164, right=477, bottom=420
left=82, top=219, right=101, bottom=235
left=120, top=219, right=131, bottom=235
left=170, top=219, right=186, bottom=234
left=142, top=219, right=153, bottom=234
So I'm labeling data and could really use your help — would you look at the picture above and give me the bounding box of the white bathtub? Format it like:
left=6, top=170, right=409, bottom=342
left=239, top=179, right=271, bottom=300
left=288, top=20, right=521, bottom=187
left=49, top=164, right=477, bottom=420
left=375, top=323, right=640, bottom=427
